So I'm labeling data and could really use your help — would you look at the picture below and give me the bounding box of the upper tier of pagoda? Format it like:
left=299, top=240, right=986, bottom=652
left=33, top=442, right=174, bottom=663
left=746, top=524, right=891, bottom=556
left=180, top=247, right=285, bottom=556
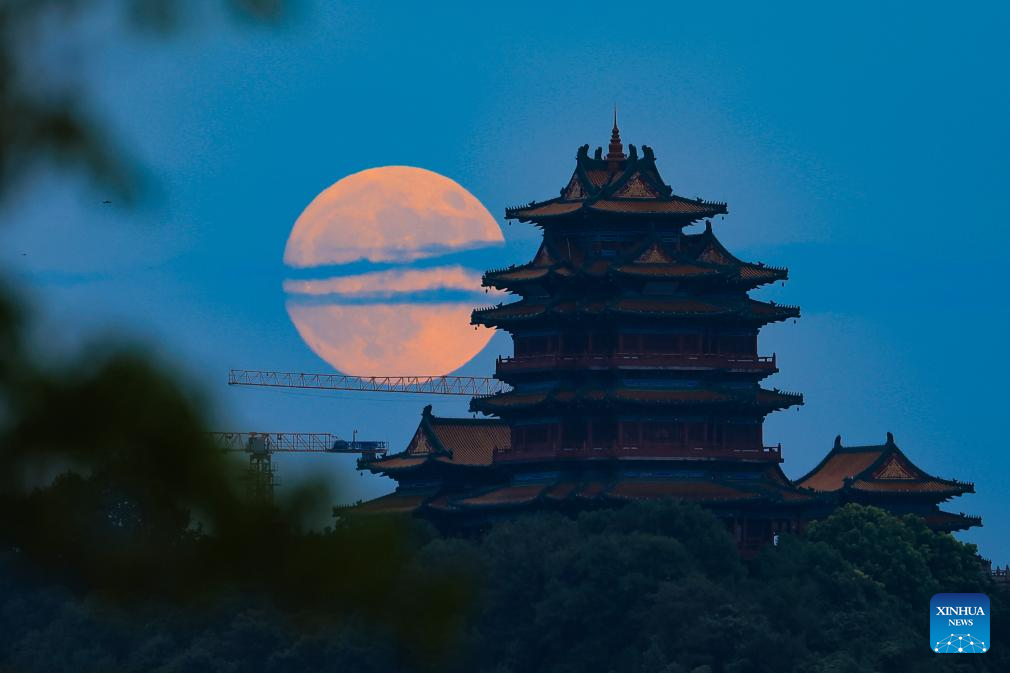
left=483, top=221, right=788, bottom=295
left=505, top=119, right=727, bottom=224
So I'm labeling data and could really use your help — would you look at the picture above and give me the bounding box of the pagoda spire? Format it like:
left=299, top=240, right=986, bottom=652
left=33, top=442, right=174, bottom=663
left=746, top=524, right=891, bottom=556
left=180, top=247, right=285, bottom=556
left=606, top=106, right=626, bottom=169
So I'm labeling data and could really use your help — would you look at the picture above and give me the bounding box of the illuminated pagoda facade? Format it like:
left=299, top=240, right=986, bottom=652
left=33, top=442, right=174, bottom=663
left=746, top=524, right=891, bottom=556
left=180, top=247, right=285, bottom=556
left=361, top=119, right=980, bottom=550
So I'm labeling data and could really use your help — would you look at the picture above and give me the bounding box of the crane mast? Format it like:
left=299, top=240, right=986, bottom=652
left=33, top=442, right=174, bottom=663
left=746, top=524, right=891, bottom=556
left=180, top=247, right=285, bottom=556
left=210, top=431, right=389, bottom=501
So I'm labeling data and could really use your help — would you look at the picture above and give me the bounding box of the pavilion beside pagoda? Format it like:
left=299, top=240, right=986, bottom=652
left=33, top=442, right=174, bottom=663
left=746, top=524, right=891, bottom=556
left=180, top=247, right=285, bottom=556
left=796, top=433, right=980, bottom=532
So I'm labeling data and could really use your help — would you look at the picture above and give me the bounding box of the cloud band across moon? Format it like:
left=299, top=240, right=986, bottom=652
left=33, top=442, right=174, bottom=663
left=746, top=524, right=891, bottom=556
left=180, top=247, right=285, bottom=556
left=283, top=265, right=494, bottom=302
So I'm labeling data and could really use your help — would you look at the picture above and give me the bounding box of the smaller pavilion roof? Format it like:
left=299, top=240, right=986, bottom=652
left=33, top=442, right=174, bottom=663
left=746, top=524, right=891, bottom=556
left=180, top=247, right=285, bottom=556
left=796, top=433, right=974, bottom=499
left=364, top=405, right=508, bottom=473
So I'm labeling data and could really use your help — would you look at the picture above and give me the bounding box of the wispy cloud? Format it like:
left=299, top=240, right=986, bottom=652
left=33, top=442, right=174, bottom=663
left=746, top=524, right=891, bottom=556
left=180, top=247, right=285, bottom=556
left=284, top=265, right=499, bottom=300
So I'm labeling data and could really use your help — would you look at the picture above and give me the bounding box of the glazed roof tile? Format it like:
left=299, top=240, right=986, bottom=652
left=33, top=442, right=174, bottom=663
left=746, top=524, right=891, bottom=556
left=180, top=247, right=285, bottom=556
left=471, top=385, right=801, bottom=413
left=357, top=465, right=822, bottom=515
left=576, top=481, right=608, bottom=499
left=607, top=479, right=761, bottom=502
left=453, top=484, right=547, bottom=507
left=614, top=263, right=719, bottom=278
left=368, top=455, right=428, bottom=471
left=482, top=226, right=786, bottom=291
left=543, top=481, right=579, bottom=500
left=429, top=419, right=510, bottom=466
left=849, top=479, right=967, bottom=495
left=512, top=201, right=584, bottom=218
left=473, top=295, right=797, bottom=326
left=366, top=407, right=507, bottom=472
left=584, top=169, right=613, bottom=187
left=924, top=510, right=983, bottom=532
left=352, top=491, right=429, bottom=514
left=611, top=388, right=731, bottom=403
left=796, top=433, right=974, bottom=498
left=590, top=199, right=720, bottom=214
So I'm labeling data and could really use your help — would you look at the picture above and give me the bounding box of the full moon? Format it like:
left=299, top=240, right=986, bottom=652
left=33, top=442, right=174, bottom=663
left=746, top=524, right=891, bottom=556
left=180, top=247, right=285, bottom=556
left=283, top=166, right=504, bottom=376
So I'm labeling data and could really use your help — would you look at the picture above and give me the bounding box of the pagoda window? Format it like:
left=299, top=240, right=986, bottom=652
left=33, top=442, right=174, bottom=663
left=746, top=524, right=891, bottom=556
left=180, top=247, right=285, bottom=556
left=523, top=425, right=551, bottom=448
left=711, top=423, right=724, bottom=447
left=642, top=333, right=680, bottom=353
left=717, top=334, right=756, bottom=355
left=618, top=333, right=641, bottom=353
left=686, top=422, right=707, bottom=447
left=619, top=421, right=641, bottom=448
left=516, top=335, right=554, bottom=356
left=724, top=423, right=761, bottom=447
left=589, top=420, right=616, bottom=449
left=561, top=333, right=587, bottom=355
left=746, top=519, right=772, bottom=543
left=642, top=421, right=683, bottom=445
left=681, top=334, right=701, bottom=354
left=588, top=331, right=614, bottom=355
left=561, top=419, right=587, bottom=449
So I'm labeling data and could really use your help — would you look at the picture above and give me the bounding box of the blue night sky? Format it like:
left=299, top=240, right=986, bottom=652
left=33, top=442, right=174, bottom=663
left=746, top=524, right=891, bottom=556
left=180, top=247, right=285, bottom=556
left=3, top=3, right=1008, bottom=560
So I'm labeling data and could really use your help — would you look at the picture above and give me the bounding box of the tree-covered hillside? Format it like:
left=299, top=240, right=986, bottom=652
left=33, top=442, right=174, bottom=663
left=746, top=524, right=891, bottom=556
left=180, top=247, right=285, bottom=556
left=1, top=501, right=1005, bottom=673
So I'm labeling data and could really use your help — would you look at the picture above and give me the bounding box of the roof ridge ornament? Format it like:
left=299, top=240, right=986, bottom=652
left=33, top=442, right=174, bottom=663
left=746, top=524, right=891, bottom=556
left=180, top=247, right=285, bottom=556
left=606, top=106, right=626, bottom=169
left=834, top=434, right=843, bottom=449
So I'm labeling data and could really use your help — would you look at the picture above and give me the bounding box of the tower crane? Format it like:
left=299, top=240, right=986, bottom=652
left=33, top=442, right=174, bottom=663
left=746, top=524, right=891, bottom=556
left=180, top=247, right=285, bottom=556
left=227, top=369, right=509, bottom=396
left=209, top=431, right=388, bottom=501
left=220, top=367, right=503, bottom=500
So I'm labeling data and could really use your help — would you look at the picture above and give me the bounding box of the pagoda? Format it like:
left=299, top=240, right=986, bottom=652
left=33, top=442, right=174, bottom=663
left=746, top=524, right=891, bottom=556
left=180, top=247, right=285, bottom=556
left=359, top=117, right=980, bottom=551
left=360, top=117, right=817, bottom=551
left=471, top=115, right=802, bottom=463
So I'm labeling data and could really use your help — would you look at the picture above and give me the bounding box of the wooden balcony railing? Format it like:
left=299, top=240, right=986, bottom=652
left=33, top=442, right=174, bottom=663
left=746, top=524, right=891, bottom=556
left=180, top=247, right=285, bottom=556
left=497, top=352, right=777, bottom=373
left=497, top=443, right=783, bottom=461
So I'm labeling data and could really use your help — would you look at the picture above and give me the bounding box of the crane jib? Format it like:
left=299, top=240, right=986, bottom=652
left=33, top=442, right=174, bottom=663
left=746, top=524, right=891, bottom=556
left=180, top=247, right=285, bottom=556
left=226, top=369, right=509, bottom=396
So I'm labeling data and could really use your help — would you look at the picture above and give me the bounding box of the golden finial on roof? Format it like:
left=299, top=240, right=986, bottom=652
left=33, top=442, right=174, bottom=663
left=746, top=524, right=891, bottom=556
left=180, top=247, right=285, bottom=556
left=606, top=105, right=626, bottom=165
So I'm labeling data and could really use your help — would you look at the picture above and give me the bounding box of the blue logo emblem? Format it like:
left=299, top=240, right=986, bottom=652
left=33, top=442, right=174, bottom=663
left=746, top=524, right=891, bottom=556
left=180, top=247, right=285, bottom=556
left=931, top=593, right=990, bottom=654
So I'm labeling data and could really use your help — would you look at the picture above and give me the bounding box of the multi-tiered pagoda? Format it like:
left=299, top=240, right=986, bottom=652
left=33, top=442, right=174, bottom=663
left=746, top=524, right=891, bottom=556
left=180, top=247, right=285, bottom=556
left=360, top=119, right=980, bottom=551
left=471, top=119, right=801, bottom=464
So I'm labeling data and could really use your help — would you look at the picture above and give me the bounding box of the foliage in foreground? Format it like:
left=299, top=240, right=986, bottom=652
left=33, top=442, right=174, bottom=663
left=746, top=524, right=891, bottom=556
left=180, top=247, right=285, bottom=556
left=1, top=501, right=1007, bottom=673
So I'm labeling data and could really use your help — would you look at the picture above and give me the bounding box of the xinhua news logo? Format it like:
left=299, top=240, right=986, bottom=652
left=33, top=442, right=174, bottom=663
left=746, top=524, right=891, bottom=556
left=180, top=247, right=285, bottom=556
left=931, top=593, right=990, bottom=654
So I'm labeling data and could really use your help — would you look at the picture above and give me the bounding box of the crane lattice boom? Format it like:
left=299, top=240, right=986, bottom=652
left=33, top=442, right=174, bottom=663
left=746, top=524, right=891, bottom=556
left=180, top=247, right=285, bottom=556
left=209, top=432, right=388, bottom=456
left=228, top=368, right=509, bottom=396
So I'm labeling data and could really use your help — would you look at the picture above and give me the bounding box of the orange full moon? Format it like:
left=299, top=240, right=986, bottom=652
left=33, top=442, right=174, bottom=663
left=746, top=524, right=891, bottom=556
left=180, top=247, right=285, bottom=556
left=283, top=166, right=504, bottom=376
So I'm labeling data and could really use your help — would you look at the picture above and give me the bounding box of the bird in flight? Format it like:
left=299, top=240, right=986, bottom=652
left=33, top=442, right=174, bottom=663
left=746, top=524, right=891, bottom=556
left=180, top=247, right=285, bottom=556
left=102, top=200, right=112, bottom=204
